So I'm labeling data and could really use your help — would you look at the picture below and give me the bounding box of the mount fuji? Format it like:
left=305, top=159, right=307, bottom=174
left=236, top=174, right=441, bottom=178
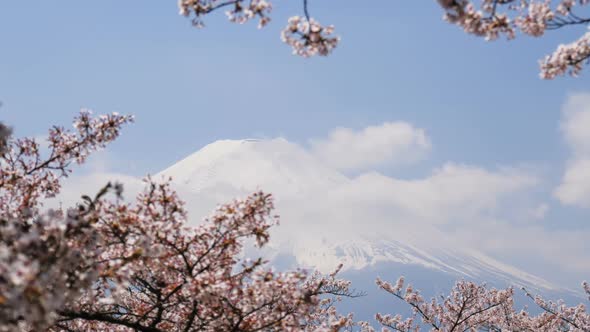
left=155, top=138, right=578, bottom=318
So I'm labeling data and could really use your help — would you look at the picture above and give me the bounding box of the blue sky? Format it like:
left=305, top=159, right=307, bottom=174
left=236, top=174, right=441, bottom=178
left=2, top=0, right=588, bottom=172
left=2, top=1, right=590, bottom=288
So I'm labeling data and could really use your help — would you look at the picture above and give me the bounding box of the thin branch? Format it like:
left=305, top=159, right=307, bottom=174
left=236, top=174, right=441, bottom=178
left=303, top=0, right=310, bottom=21
left=58, top=310, right=163, bottom=332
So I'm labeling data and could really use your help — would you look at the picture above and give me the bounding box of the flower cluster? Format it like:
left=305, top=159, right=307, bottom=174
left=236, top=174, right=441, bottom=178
left=301, top=264, right=359, bottom=331
left=225, top=0, right=272, bottom=28
left=516, top=1, right=555, bottom=37
left=178, top=0, right=215, bottom=28
left=0, top=210, right=101, bottom=331
left=437, top=0, right=590, bottom=78
left=540, top=28, right=590, bottom=78
left=281, top=16, right=340, bottom=57
left=439, top=0, right=515, bottom=40
left=522, top=284, right=590, bottom=331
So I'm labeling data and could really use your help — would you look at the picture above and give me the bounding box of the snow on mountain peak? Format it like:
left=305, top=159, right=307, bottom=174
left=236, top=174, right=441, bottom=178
left=158, top=138, right=348, bottom=196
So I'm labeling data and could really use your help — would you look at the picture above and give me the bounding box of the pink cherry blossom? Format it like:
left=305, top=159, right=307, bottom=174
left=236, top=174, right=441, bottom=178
left=366, top=276, right=590, bottom=331
left=281, top=16, right=340, bottom=57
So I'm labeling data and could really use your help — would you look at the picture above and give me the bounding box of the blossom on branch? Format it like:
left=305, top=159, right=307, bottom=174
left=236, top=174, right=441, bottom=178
left=437, top=0, right=590, bottom=78
left=281, top=16, right=340, bottom=57
left=225, top=0, right=272, bottom=28
left=364, top=275, right=590, bottom=331
left=179, top=0, right=272, bottom=28
left=541, top=28, right=590, bottom=78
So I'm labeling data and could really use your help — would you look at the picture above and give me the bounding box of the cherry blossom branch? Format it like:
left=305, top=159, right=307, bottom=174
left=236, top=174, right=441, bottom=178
left=437, top=0, right=590, bottom=78
left=522, top=287, right=589, bottom=331
left=179, top=0, right=272, bottom=28
left=370, top=277, right=520, bottom=331
left=546, top=12, right=590, bottom=29
left=58, top=310, right=163, bottom=332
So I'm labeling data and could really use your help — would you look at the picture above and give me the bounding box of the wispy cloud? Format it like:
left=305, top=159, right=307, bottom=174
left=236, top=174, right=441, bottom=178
left=554, top=93, right=590, bottom=207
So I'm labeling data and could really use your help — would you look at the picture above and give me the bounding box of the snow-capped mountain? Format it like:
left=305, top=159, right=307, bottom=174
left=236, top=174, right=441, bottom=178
left=159, top=138, right=348, bottom=196
left=157, top=138, right=563, bottom=295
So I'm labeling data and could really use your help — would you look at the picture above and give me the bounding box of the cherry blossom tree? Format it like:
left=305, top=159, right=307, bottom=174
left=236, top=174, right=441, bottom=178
left=176, top=0, right=590, bottom=78
left=0, top=111, right=358, bottom=331
left=367, top=276, right=590, bottom=331
left=0, top=111, right=135, bottom=330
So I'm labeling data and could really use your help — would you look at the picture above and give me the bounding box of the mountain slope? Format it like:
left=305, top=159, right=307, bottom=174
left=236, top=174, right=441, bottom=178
left=159, top=138, right=348, bottom=196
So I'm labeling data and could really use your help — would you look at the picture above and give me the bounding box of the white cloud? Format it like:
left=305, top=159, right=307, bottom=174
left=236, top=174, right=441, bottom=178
left=561, top=93, right=590, bottom=157
left=309, top=122, right=431, bottom=171
left=555, top=159, right=590, bottom=207
left=554, top=93, right=590, bottom=207
left=450, top=222, right=590, bottom=286
left=334, top=163, right=536, bottom=224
